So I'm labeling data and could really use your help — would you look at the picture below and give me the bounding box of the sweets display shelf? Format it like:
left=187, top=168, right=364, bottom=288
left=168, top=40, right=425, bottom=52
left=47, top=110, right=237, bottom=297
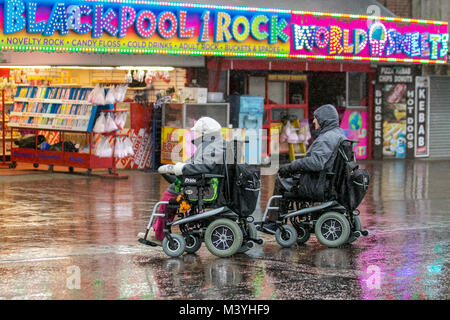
left=1, top=97, right=14, bottom=158
left=7, top=85, right=116, bottom=175
left=1, top=89, right=14, bottom=167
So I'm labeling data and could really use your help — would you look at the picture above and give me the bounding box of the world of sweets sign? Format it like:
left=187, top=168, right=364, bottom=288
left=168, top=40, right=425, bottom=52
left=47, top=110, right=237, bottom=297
left=0, top=0, right=447, bottom=64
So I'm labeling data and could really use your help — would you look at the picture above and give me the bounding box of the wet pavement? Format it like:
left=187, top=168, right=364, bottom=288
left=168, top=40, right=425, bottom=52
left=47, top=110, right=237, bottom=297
left=0, top=160, right=449, bottom=300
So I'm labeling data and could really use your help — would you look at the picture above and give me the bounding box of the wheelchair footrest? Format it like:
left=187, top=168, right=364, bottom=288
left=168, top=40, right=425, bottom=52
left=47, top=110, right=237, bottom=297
left=138, top=238, right=158, bottom=247
left=361, top=230, right=369, bottom=237
left=248, top=237, right=264, bottom=245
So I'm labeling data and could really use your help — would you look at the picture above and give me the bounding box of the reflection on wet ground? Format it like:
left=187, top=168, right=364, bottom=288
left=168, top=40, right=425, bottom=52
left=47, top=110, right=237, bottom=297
left=0, top=159, right=449, bottom=299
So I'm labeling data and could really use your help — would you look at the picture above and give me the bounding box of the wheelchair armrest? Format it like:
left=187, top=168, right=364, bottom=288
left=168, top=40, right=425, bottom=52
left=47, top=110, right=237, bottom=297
left=179, top=173, right=222, bottom=187
left=203, top=174, right=224, bottom=179
left=161, top=173, right=177, bottom=184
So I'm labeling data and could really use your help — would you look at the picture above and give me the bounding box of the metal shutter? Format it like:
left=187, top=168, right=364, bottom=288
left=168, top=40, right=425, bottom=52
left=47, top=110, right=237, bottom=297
left=429, top=77, right=450, bottom=158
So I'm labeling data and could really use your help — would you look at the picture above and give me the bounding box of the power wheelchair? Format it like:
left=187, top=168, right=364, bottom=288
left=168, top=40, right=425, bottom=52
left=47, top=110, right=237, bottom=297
left=139, top=170, right=263, bottom=258
left=255, top=139, right=370, bottom=248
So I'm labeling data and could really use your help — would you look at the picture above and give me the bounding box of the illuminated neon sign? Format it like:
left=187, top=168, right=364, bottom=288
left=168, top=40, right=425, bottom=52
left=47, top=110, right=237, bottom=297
left=0, top=0, right=447, bottom=64
left=291, top=13, right=448, bottom=63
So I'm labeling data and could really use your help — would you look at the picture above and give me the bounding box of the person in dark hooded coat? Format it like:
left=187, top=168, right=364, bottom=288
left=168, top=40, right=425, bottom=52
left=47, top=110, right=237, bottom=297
left=267, top=104, right=346, bottom=223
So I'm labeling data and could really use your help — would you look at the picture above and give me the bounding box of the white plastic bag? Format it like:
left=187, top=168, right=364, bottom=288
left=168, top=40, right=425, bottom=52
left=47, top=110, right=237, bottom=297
left=114, top=85, right=123, bottom=101
left=95, top=136, right=113, bottom=157
left=93, top=112, right=106, bottom=133
left=104, top=112, right=118, bottom=132
left=137, top=70, right=145, bottom=83
left=114, top=138, right=126, bottom=158
left=91, top=84, right=106, bottom=105
left=87, top=87, right=96, bottom=103
left=125, top=71, right=133, bottom=84
left=114, top=112, right=127, bottom=130
left=114, top=85, right=127, bottom=102
left=88, top=85, right=102, bottom=104
left=124, top=137, right=134, bottom=156
left=105, top=87, right=116, bottom=105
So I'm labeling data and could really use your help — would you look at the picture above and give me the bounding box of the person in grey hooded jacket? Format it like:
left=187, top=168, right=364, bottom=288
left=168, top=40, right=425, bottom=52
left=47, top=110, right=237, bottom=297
left=267, top=104, right=346, bottom=222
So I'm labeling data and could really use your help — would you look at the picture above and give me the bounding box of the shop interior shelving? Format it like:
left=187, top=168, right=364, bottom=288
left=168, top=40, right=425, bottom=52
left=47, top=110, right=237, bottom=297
left=7, top=85, right=120, bottom=175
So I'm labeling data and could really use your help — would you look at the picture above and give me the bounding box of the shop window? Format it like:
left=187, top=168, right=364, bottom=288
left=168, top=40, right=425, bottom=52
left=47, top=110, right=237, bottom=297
left=271, top=107, right=304, bottom=122
left=248, top=76, right=266, bottom=98
left=229, top=70, right=246, bottom=95
left=308, top=72, right=346, bottom=111
left=347, top=72, right=368, bottom=107
left=268, top=81, right=286, bottom=104
left=288, top=82, right=306, bottom=104
left=208, top=70, right=228, bottom=94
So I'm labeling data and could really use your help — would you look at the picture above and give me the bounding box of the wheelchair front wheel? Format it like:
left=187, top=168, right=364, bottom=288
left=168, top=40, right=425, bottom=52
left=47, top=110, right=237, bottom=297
left=275, top=224, right=297, bottom=248
left=347, top=216, right=362, bottom=244
left=162, top=234, right=186, bottom=257
left=238, top=223, right=257, bottom=253
left=184, top=234, right=202, bottom=254
left=296, top=224, right=311, bottom=245
left=315, top=212, right=350, bottom=248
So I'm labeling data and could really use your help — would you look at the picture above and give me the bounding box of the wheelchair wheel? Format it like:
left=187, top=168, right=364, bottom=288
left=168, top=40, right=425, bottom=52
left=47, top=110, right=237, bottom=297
left=296, top=224, right=311, bottom=245
left=347, top=216, right=362, bottom=244
left=275, top=224, right=297, bottom=248
left=205, top=218, right=243, bottom=258
left=184, top=234, right=202, bottom=254
left=162, top=234, right=186, bottom=258
left=315, top=212, right=350, bottom=248
left=238, top=223, right=257, bottom=253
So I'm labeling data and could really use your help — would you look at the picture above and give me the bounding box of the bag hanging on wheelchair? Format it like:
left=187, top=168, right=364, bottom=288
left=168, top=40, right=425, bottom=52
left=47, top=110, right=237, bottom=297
left=330, top=140, right=371, bottom=211
left=228, top=164, right=260, bottom=217
left=343, top=163, right=370, bottom=211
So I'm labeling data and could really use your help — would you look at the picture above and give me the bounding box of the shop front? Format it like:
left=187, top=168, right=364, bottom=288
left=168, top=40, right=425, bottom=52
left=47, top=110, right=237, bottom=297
left=206, top=6, right=447, bottom=160
left=0, top=0, right=447, bottom=168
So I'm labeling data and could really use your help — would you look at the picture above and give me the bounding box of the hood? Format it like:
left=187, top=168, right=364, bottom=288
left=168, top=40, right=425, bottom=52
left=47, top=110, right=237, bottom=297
left=191, top=116, right=222, bottom=145
left=313, top=104, right=340, bottom=133
left=191, top=117, right=222, bottom=135
left=189, top=131, right=225, bottom=165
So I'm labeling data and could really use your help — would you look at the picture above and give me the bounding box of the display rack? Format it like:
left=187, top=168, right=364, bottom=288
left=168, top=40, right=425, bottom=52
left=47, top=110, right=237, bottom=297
left=7, top=85, right=118, bottom=175
left=1, top=89, right=13, bottom=167
left=92, top=81, right=129, bottom=179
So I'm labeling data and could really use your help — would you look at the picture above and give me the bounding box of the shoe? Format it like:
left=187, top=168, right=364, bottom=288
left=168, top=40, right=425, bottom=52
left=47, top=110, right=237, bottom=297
left=137, top=230, right=162, bottom=246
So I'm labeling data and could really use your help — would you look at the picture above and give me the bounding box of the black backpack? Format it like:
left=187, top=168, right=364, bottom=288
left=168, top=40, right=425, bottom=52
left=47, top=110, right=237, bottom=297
left=222, top=140, right=260, bottom=217
left=226, top=164, right=261, bottom=217
left=330, top=140, right=370, bottom=211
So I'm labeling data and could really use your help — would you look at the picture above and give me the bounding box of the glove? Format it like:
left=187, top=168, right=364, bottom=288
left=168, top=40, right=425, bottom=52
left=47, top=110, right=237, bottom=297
left=173, top=162, right=186, bottom=176
left=158, top=164, right=174, bottom=174
left=278, top=164, right=292, bottom=178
